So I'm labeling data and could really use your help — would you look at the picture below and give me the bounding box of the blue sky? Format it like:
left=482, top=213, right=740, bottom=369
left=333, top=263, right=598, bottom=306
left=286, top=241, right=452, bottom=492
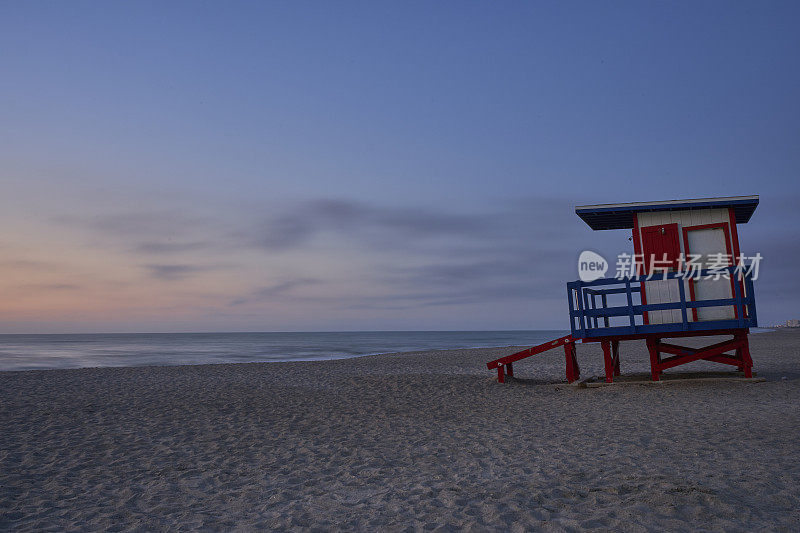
left=1, top=1, right=798, bottom=332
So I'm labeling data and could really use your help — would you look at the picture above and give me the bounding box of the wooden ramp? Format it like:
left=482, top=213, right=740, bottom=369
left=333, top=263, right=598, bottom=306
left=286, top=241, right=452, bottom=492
left=486, top=334, right=579, bottom=383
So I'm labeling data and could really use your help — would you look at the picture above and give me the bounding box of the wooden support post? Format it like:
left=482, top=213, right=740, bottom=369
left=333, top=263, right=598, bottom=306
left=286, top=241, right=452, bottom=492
left=612, top=340, right=621, bottom=376
left=497, top=365, right=505, bottom=383
left=506, top=362, right=514, bottom=378
left=735, top=342, right=744, bottom=372
left=646, top=336, right=661, bottom=381
left=563, top=344, right=574, bottom=383
left=737, top=331, right=753, bottom=378
left=601, top=340, right=614, bottom=383
left=571, top=342, right=580, bottom=382
left=564, top=341, right=579, bottom=383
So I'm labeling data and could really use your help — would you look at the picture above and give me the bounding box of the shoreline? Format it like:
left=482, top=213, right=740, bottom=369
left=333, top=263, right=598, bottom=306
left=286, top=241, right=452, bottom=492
left=0, top=328, right=779, bottom=374
left=0, top=345, right=533, bottom=375
left=0, top=330, right=571, bottom=373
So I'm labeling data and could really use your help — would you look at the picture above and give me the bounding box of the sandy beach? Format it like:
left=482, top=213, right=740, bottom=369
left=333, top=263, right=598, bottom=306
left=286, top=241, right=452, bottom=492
left=1, top=329, right=799, bottom=531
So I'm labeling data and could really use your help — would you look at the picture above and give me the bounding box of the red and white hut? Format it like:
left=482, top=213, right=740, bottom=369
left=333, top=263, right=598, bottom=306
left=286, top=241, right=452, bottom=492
left=488, top=195, right=759, bottom=384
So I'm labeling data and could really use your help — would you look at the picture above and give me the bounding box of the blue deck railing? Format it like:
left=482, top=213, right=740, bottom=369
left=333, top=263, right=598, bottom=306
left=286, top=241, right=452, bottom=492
left=567, top=266, right=757, bottom=339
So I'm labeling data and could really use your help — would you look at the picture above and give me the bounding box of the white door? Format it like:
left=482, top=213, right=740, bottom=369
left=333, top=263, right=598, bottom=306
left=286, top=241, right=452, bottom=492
left=685, top=227, right=733, bottom=321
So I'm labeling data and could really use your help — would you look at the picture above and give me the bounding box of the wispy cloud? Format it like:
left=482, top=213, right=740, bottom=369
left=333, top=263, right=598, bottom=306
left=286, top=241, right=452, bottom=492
left=0, top=259, right=62, bottom=271
left=229, top=278, right=320, bottom=306
left=143, top=264, right=214, bottom=281
left=222, top=196, right=587, bottom=310
left=134, top=241, right=215, bottom=254
left=54, top=212, right=213, bottom=238
left=22, top=283, right=82, bottom=291
left=249, top=198, right=498, bottom=252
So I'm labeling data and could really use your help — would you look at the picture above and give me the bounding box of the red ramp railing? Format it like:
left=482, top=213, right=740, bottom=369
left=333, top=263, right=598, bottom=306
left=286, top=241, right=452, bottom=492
left=487, top=334, right=579, bottom=383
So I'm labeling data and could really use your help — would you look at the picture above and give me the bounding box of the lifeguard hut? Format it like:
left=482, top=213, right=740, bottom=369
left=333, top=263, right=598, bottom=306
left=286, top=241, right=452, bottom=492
left=488, top=195, right=759, bottom=383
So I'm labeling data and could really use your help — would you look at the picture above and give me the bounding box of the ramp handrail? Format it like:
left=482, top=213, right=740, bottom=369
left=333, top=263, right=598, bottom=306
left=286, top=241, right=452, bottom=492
left=487, top=334, right=578, bottom=383
left=486, top=334, right=573, bottom=370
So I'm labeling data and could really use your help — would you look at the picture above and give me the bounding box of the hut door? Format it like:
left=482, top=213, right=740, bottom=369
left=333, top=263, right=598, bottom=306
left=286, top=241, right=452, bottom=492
left=683, top=223, right=734, bottom=321
left=641, top=223, right=681, bottom=324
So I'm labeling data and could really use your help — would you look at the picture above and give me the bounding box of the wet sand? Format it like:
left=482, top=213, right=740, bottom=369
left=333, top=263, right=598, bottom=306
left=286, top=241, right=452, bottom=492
left=1, top=330, right=799, bottom=531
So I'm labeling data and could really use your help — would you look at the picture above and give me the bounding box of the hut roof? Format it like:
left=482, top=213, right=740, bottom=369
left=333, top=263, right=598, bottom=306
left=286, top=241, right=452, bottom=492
left=575, top=195, right=759, bottom=230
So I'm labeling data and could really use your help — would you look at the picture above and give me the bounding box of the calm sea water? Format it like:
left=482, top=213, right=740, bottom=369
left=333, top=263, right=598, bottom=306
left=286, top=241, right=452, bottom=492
left=0, top=330, right=567, bottom=372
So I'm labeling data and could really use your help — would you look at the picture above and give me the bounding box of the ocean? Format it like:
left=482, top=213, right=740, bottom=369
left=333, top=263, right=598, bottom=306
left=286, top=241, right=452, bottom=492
left=0, top=330, right=567, bottom=372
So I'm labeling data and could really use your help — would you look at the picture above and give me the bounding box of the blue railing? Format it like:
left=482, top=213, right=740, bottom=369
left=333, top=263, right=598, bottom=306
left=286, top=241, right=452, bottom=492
left=567, top=266, right=757, bottom=339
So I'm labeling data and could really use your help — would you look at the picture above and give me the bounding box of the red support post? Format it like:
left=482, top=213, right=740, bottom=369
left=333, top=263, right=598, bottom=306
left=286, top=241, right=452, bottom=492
left=601, top=340, right=614, bottom=383
left=612, top=340, right=621, bottom=376
left=735, top=343, right=744, bottom=372
left=571, top=342, right=580, bottom=382
left=564, top=341, right=579, bottom=383
left=737, top=330, right=753, bottom=378
left=564, top=343, right=574, bottom=383
left=497, top=365, right=505, bottom=383
left=506, top=362, right=514, bottom=378
left=646, top=336, right=661, bottom=381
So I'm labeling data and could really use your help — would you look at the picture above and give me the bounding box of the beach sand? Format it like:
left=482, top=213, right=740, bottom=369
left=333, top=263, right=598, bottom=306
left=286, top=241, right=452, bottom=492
left=2, top=330, right=799, bottom=531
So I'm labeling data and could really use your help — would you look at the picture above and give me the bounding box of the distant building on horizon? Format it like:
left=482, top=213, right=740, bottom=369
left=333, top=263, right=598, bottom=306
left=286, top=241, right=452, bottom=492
left=774, top=319, right=800, bottom=328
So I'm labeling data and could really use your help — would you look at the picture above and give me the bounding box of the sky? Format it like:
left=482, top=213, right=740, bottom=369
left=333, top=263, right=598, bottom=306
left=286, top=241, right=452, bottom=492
left=1, top=1, right=798, bottom=333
